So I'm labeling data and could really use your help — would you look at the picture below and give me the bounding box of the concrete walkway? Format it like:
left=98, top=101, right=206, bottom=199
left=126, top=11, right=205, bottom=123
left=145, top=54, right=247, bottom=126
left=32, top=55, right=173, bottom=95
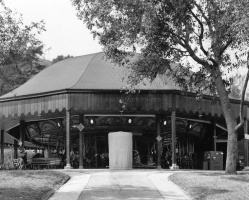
left=49, top=169, right=191, bottom=200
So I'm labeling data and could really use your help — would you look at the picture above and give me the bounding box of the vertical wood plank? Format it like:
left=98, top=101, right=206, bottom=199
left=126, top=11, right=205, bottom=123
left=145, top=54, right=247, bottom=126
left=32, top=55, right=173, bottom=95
left=1, top=130, right=4, bottom=165
left=156, top=114, right=161, bottom=168
left=171, top=94, right=177, bottom=167
left=64, top=110, right=71, bottom=169
left=79, top=114, right=84, bottom=169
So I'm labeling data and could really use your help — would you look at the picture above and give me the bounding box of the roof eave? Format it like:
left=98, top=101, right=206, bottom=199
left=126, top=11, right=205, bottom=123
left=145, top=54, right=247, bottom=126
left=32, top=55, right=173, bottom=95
left=0, top=88, right=247, bottom=106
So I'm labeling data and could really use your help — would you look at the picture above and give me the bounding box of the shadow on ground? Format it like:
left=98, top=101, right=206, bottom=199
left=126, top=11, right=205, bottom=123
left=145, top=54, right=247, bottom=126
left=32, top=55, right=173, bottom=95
left=78, top=184, right=163, bottom=200
left=191, top=187, right=229, bottom=199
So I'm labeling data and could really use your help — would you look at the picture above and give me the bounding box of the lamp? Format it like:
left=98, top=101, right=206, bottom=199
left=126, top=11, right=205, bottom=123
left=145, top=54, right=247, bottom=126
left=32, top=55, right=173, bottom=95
left=188, top=122, right=193, bottom=129
left=88, top=118, right=96, bottom=126
left=163, top=120, right=167, bottom=126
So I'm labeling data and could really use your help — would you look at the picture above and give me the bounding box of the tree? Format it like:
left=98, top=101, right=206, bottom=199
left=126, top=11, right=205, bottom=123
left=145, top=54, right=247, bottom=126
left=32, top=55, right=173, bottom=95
left=0, top=2, right=45, bottom=95
left=229, top=71, right=249, bottom=101
left=72, top=0, right=249, bottom=174
left=52, top=55, right=73, bottom=64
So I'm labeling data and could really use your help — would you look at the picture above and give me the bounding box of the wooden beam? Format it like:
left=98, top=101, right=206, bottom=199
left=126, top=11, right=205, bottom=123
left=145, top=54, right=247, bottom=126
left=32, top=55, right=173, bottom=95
left=1, top=130, right=4, bottom=165
left=214, top=121, right=217, bottom=151
left=20, top=120, right=25, bottom=149
left=171, top=94, right=177, bottom=168
left=156, top=114, right=161, bottom=169
left=216, top=123, right=227, bottom=132
left=84, top=114, right=156, bottom=117
left=64, top=110, right=72, bottom=169
left=176, top=117, right=211, bottom=124
left=216, top=139, right=228, bottom=143
left=14, top=139, right=17, bottom=159
left=79, top=114, right=84, bottom=169
left=244, top=120, right=248, bottom=167
left=95, top=134, right=97, bottom=167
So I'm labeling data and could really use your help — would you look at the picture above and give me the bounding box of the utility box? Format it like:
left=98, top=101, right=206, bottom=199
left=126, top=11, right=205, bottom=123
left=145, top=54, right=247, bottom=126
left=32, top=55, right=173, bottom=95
left=203, top=151, right=223, bottom=170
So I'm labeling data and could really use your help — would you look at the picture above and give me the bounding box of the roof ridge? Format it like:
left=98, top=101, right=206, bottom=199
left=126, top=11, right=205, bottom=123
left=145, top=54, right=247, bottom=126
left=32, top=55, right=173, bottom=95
left=70, top=52, right=101, bottom=89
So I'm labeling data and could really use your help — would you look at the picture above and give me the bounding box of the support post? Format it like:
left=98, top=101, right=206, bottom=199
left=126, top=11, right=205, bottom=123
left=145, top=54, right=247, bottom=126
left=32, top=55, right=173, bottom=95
left=79, top=114, right=84, bottom=169
left=156, top=114, right=162, bottom=169
left=1, top=130, right=4, bottom=165
left=171, top=94, right=179, bottom=169
left=64, top=110, right=72, bottom=169
left=14, top=140, right=18, bottom=158
left=244, top=120, right=249, bottom=170
left=95, top=135, right=97, bottom=167
left=213, top=121, right=217, bottom=151
left=20, top=120, right=25, bottom=149
left=48, top=138, right=51, bottom=158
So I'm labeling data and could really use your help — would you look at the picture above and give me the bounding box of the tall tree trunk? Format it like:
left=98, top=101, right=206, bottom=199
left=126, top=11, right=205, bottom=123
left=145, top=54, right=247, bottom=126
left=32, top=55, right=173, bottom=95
left=215, top=75, right=238, bottom=174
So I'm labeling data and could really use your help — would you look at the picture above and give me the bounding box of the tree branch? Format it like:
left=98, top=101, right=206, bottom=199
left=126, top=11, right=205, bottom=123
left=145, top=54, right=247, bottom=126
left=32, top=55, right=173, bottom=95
left=171, top=47, right=188, bottom=53
left=219, top=39, right=233, bottom=57
left=183, top=24, right=209, bottom=67
left=168, top=30, right=186, bottom=47
left=193, top=1, right=213, bottom=36
left=188, top=6, right=208, bottom=56
left=235, top=52, right=249, bottom=132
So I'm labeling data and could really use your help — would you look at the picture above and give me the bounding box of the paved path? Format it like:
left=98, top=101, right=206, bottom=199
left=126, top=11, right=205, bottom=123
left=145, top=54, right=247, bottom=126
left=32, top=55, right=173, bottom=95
left=49, top=169, right=191, bottom=200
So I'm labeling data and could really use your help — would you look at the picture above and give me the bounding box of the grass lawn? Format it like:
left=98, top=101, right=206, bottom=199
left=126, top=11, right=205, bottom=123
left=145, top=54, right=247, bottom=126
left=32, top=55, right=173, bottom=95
left=0, top=170, right=69, bottom=200
left=170, top=171, right=249, bottom=200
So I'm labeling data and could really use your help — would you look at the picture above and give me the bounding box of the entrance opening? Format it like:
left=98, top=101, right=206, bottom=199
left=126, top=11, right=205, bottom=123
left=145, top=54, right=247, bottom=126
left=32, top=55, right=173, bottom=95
left=22, top=115, right=215, bottom=170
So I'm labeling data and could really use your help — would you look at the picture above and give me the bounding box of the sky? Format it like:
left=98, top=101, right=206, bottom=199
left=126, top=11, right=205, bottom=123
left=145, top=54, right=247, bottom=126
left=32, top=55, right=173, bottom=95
left=5, top=0, right=103, bottom=61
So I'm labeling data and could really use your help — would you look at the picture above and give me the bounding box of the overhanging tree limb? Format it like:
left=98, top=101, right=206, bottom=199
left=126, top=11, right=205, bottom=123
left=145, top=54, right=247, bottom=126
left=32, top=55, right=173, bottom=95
left=235, top=52, right=249, bottom=132
left=188, top=6, right=208, bottom=56
left=193, top=1, right=213, bottom=36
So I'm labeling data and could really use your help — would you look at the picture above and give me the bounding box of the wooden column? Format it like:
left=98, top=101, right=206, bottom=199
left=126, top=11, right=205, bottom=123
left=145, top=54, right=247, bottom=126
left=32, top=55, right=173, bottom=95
left=95, top=135, right=97, bottom=167
left=1, top=130, right=4, bottom=165
left=48, top=138, right=51, bottom=158
left=156, top=114, right=162, bottom=168
left=64, top=110, right=72, bottom=169
left=20, top=120, right=25, bottom=149
left=79, top=114, right=84, bottom=169
left=171, top=94, right=178, bottom=169
left=244, top=120, right=249, bottom=168
left=171, top=108, right=176, bottom=165
left=213, top=121, right=217, bottom=151
left=14, top=140, right=18, bottom=158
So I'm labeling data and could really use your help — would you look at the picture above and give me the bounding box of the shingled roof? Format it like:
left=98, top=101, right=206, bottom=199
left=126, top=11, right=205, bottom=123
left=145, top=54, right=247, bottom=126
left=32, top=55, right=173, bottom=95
left=0, top=52, right=178, bottom=99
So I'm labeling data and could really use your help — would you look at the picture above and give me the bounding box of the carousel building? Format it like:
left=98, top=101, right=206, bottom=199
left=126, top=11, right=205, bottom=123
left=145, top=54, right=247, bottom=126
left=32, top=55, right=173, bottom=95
left=0, top=52, right=248, bottom=169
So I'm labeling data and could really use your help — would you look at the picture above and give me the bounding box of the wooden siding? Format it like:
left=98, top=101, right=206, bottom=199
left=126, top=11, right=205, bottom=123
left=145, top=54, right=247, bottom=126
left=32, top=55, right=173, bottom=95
left=0, top=94, right=68, bottom=118
left=0, top=92, right=247, bottom=119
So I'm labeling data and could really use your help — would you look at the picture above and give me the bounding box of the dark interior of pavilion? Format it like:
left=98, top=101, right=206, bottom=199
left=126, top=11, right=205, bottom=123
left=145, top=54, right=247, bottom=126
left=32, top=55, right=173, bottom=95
left=6, top=113, right=239, bottom=170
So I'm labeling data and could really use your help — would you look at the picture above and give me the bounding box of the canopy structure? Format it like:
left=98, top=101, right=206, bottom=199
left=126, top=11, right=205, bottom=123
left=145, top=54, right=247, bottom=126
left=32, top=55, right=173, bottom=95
left=0, top=52, right=248, bottom=169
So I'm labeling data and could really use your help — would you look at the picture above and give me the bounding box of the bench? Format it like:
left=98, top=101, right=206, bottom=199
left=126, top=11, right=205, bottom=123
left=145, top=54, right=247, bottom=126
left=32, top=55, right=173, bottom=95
left=31, top=158, right=61, bottom=169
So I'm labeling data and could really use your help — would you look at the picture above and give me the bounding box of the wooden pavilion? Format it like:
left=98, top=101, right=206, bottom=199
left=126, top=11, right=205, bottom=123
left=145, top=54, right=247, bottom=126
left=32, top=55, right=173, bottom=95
left=0, top=52, right=248, bottom=169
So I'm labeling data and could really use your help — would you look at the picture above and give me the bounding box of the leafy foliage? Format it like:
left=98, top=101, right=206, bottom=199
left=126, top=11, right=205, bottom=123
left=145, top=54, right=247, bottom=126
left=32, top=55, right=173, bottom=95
left=72, top=0, right=249, bottom=93
left=51, top=55, right=73, bottom=64
left=0, top=2, right=46, bottom=96
left=72, top=0, right=249, bottom=174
